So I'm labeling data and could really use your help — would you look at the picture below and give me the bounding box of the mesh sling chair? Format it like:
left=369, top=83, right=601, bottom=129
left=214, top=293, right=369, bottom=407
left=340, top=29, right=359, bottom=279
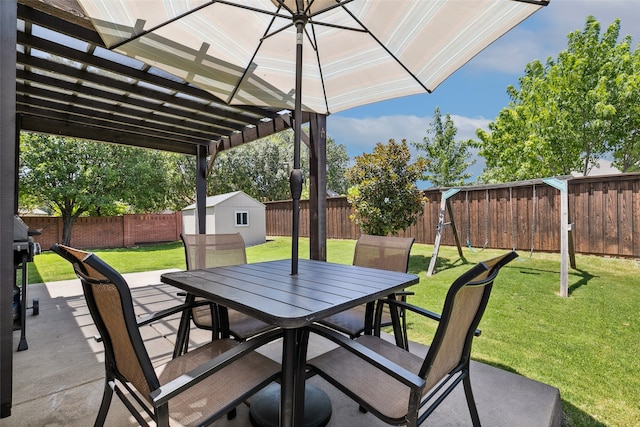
left=51, top=244, right=282, bottom=427
left=318, top=235, right=415, bottom=346
left=308, top=251, right=518, bottom=427
left=179, top=233, right=275, bottom=348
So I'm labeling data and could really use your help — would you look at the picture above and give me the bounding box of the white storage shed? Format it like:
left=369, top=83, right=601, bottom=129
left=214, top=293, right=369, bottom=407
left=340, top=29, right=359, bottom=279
left=181, top=191, right=266, bottom=246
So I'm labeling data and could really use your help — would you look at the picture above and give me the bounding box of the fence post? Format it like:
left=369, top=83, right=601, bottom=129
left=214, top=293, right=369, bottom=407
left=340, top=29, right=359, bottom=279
left=543, top=178, right=573, bottom=297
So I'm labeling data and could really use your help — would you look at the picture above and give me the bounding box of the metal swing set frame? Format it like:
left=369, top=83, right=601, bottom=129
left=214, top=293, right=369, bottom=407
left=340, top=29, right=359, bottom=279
left=427, top=179, right=576, bottom=297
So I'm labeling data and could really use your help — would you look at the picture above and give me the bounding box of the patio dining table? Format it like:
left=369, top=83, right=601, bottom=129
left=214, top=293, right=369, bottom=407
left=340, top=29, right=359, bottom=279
left=161, top=258, right=419, bottom=427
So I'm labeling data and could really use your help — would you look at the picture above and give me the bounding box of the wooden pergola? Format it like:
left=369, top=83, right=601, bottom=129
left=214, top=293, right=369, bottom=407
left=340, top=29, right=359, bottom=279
left=1, top=0, right=328, bottom=417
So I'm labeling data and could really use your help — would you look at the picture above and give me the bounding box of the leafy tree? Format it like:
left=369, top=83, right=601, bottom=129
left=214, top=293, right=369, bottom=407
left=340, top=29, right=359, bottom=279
left=20, top=133, right=170, bottom=245
left=324, top=135, right=350, bottom=195
left=413, top=107, right=474, bottom=187
left=164, top=152, right=199, bottom=212
left=170, top=129, right=350, bottom=205
left=347, top=139, right=427, bottom=236
left=609, top=41, right=640, bottom=171
left=474, top=17, right=639, bottom=182
left=209, top=134, right=292, bottom=201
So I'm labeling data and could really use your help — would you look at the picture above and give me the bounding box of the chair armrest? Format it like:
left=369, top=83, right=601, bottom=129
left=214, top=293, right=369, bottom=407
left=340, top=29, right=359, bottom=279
left=394, top=290, right=414, bottom=297
left=94, top=300, right=211, bottom=343
left=307, top=324, right=424, bottom=389
left=150, top=328, right=283, bottom=406
left=377, top=298, right=481, bottom=337
left=137, top=299, right=209, bottom=327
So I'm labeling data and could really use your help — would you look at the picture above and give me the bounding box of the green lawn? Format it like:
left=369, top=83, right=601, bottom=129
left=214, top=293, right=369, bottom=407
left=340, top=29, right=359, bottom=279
left=30, top=238, right=639, bottom=426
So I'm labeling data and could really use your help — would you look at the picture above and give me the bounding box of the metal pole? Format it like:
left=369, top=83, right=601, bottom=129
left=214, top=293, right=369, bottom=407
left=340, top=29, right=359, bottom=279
left=196, top=145, right=207, bottom=234
left=290, top=14, right=306, bottom=275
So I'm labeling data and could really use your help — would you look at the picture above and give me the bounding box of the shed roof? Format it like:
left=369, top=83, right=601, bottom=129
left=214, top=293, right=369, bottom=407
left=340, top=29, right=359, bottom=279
left=182, top=191, right=264, bottom=211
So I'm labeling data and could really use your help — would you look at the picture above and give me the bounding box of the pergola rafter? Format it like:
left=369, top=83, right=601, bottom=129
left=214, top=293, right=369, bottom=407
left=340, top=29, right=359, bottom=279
left=16, top=2, right=293, bottom=155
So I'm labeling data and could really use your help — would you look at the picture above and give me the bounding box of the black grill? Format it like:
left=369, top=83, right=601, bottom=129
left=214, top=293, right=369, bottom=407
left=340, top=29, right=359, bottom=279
left=13, top=215, right=41, bottom=351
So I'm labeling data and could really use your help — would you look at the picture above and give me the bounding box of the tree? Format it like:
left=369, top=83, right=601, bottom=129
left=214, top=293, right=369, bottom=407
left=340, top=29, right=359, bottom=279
left=169, top=129, right=350, bottom=204
left=346, top=139, right=427, bottom=236
left=209, top=134, right=292, bottom=201
left=20, top=133, right=170, bottom=245
left=474, top=17, right=639, bottom=182
left=413, top=107, right=474, bottom=187
left=609, top=41, right=640, bottom=172
left=324, top=136, right=350, bottom=195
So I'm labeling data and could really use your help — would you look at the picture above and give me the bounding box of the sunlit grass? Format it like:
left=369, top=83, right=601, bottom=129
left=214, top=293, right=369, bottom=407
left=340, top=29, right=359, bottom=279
left=29, top=241, right=186, bottom=283
left=31, top=237, right=639, bottom=426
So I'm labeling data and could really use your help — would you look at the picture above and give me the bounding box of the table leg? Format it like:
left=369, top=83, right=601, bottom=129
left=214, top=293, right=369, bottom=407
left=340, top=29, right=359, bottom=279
left=281, top=329, right=296, bottom=427
left=281, top=328, right=313, bottom=427
left=363, top=301, right=375, bottom=335
left=173, top=293, right=194, bottom=359
left=251, top=326, right=330, bottom=427
left=293, top=328, right=310, bottom=425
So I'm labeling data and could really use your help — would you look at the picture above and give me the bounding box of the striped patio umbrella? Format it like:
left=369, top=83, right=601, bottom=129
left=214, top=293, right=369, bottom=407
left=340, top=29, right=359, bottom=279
left=77, top=0, right=549, bottom=274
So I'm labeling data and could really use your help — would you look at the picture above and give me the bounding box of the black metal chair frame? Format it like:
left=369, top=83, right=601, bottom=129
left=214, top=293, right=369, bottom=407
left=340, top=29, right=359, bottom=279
left=307, top=251, right=518, bottom=427
left=318, top=235, right=415, bottom=348
left=177, top=233, right=275, bottom=354
left=52, top=243, right=282, bottom=427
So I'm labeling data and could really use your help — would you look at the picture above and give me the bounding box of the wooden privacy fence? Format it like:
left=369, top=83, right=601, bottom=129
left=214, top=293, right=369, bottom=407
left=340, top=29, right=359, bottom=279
left=265, top=173, right=640, bottom=259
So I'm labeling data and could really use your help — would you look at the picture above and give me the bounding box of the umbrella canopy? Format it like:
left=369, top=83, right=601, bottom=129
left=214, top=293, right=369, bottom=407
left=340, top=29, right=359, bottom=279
left=77, top=0, right=549, bottom=273
left=77, top=0, right=548, bottom=115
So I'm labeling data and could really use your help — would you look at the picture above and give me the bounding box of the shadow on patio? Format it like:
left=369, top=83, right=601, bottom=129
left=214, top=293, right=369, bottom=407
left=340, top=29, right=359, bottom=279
left=3, top=270, right=561, bottom=426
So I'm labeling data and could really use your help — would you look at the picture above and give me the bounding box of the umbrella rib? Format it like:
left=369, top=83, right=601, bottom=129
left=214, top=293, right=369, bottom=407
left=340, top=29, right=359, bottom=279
left=306, top=20, right=366, bottom=33
left=262, top=22, right=295, bottom=41
left=339, top=6, right=432, bottom=94
left=108, top=0, right=294, bottom=50
left=228, top=4, right=285, bottom=103
left=109, top=1, right=216, bottom=50
left=512, top=0, right=550, bottom=5
left=306, top=23, right=330, bottom=114
left=215, top=0, right=291, bottom=19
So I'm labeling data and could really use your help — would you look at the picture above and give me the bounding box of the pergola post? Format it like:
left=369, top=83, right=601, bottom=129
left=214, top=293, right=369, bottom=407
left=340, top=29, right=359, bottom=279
left=195, top=145, right=207, bottom=235
left=0, top=0, right=17, bottom=417
left=308, top=114, right=327, bottom=261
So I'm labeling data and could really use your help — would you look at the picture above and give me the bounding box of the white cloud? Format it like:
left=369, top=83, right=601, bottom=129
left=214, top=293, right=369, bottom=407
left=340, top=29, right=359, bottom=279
left=450, top=115, right=491, bottom=141
left=471, top=26, right=548, bottom=75
left=326, top=114, right=492, bottom=184
left=327, top=114, right=429, bottom=156
left=327, top=114, right=493, bottom=185
left=327, top=114, right=489, bottom=156
left=470, top=0, right=640, bottom=75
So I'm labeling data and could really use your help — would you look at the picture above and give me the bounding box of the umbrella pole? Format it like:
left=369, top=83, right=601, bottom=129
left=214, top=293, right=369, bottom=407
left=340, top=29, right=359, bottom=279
left=290, top=14, right=306, bottom=275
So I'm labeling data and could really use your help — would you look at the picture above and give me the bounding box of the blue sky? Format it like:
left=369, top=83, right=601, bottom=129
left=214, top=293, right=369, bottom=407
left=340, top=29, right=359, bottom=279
left=326, top=0, right=640, bottom=182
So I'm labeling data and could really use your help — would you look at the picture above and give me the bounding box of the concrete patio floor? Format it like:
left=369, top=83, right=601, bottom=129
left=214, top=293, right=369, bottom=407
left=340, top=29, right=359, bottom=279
left=2, top=270, right=562, bottom=426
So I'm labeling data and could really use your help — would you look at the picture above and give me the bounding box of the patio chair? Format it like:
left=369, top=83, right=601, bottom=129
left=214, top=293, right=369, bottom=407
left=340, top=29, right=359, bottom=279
left=307, top=251, right=518, bottom=427
left=318, top=234, right=415, bottom=347
left=51, top=243, right=282, bottom=427
left=180, top=233, right=275, bottom=347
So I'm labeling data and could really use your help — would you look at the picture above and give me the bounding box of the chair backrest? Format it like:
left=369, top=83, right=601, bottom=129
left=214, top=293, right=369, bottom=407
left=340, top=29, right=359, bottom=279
left=51, top=244, right=159, bottom=402
left=181, top=233, right=247, bottom=270
left=420, top=251, right=517, bottom=390
left=353, top=234, right=415, bottom=273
